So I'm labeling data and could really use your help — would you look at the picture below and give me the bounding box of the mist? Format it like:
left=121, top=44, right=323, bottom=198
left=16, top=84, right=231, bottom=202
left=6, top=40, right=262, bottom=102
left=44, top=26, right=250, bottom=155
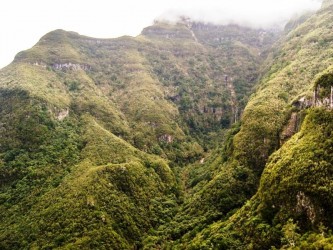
left=158, top=0, right=322, bottom=29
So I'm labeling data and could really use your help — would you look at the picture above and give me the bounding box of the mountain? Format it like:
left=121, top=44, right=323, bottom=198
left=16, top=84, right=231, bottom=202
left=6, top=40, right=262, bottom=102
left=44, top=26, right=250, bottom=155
left=0, top=2, right=333, bottom=249
left=173, top=2, right=333, bottom=249
left=0, top=19, right=278, bottom=249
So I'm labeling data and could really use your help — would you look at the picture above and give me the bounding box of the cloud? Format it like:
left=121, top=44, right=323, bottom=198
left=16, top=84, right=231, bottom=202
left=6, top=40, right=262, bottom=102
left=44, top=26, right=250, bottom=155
left=158, top=0, right=322, bottom=29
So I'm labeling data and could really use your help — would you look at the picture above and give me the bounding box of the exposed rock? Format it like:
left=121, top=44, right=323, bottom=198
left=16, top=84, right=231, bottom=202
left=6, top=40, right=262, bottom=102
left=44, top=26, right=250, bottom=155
left=280, top=112, right=299, bottom=145
left=292, top=96, right=313, bottom=110
left=296, top=191, right=317, bottom=224
left=146, top=121, right=158, bottom=128
left=56, top=108, right=69, bottom=121
left=315, top=97, right=332, bottom=108
left=31, top=61, right=47, bottom=68
left=31, top=61, right=91, bottom=71
left=159, top=134, right=173, bottom=143
left=313, top=83, right=333, bottom=109
left=52, top=63, right=91, bottom=71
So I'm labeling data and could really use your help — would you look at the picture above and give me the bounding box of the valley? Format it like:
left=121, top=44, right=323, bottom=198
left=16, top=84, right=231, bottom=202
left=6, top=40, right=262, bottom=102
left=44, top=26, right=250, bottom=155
left=1, top=1, right=333, bottom=249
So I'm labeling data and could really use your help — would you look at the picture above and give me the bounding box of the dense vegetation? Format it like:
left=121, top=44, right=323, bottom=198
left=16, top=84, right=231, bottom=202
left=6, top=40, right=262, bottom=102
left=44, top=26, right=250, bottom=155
left=0, top=18, right=276, bottom=249
left=1, top=1, right=333, bottom=249
left=154, top=1, right=333, bottom=248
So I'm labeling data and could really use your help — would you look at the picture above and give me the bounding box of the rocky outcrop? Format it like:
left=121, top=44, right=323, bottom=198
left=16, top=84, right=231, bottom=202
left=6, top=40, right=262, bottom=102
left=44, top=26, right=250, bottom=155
left=52, top=63, right=91, bottom=71
left=31, top=61, right=91, bottom=71
left=31, top=61, right=47, bottom=68
left=313, top=84, right=332, bottom=108
left=159, top=134, right=173, bottom=143
left=280, top=112, right=299, bottom=145
left=296, top=191, right=319, bottom=224
left=313, top=72, right=333, bottom=109
left=56, top=108, right=69, bottom=121
left=292, top=96, right=313, bottom=110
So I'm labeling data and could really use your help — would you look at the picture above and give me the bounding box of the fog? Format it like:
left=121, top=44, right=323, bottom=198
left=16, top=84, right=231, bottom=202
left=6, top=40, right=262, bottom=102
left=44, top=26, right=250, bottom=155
left=158, top=0, right=322, bottom=28
left=0, top=0, right=323, bottom=69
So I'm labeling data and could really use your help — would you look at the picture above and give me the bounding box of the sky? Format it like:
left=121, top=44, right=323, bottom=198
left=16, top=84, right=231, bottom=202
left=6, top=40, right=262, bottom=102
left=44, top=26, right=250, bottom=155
left=0, top=0, right=322, bottom=69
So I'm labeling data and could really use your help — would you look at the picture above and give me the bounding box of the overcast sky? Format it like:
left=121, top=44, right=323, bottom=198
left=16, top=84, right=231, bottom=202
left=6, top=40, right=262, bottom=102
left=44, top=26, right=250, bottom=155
left=0, top=0, right=322, bottom=69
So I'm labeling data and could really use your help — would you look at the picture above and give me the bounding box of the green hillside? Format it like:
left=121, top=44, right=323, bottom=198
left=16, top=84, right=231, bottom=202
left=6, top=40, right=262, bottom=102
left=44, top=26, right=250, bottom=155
left=0, top=19, right=277, bottom=249
left=163, top=1, right=333, bottom=249
left=1, top=1, right=333, bottom=249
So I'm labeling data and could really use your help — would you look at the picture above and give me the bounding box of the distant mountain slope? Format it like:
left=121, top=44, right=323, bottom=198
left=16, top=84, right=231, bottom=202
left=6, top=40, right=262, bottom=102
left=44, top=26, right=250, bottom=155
left=0, top=21, right=278, bottom=249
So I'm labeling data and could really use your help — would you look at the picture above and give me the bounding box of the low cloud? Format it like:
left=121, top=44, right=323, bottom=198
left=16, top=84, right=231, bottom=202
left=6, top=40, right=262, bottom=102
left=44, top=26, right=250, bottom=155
left=157, top=0, right=322, bottom=29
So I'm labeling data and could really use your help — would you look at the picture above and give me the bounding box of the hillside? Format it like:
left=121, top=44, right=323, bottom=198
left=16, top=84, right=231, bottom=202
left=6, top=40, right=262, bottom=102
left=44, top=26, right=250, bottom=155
left=1, top=1, right=333, bottom=249
left=164, top=1, right=333, bottom=249
left=0, top=20, right=278, bottom=249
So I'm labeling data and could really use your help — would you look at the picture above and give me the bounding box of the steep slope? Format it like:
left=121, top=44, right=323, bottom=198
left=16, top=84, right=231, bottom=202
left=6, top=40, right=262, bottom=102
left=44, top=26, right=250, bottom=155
left=189, top=109, right=333, bottom=249
left=0, top=21, right=278, bottom=249
left=0, top=79, right=177, bottom=248
left=167, top=2, right=333, bottom=249
left=141, top=21, right=278, bottom=138
left=4, top=5, right=333, bottom=247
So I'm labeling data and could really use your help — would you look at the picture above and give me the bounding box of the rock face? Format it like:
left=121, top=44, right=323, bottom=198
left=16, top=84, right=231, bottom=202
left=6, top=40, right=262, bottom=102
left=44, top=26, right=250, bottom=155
left=296, top=191, right=318, bottom=224
left=293, top=96, right=313, bottom=110
left=314, top=86, right=333, bottom=108
left=280, top=112, right=299, bottom=145
left=314, top=72, right=333, bottom=109
left=52, top=63, right=91, bottom=71
left=159, top=134, right=173, bottom=143
left=56, top=108, right=69, bottom=121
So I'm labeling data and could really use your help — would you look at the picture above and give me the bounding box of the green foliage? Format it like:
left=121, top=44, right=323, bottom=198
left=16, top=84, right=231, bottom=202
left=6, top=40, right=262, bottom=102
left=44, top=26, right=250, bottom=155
left=2, top=4, right=333, bottom=249
left=258, top=109, right=333, bottom=229
left=314, top=68, right=333, bottom=100
left=0, top=110, right=178, bottom=249
left=282, top=219, right=301, bottom=248
left=186, top=108, right=333, bottom=249
left=150, top=3, right=333, bottom=249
